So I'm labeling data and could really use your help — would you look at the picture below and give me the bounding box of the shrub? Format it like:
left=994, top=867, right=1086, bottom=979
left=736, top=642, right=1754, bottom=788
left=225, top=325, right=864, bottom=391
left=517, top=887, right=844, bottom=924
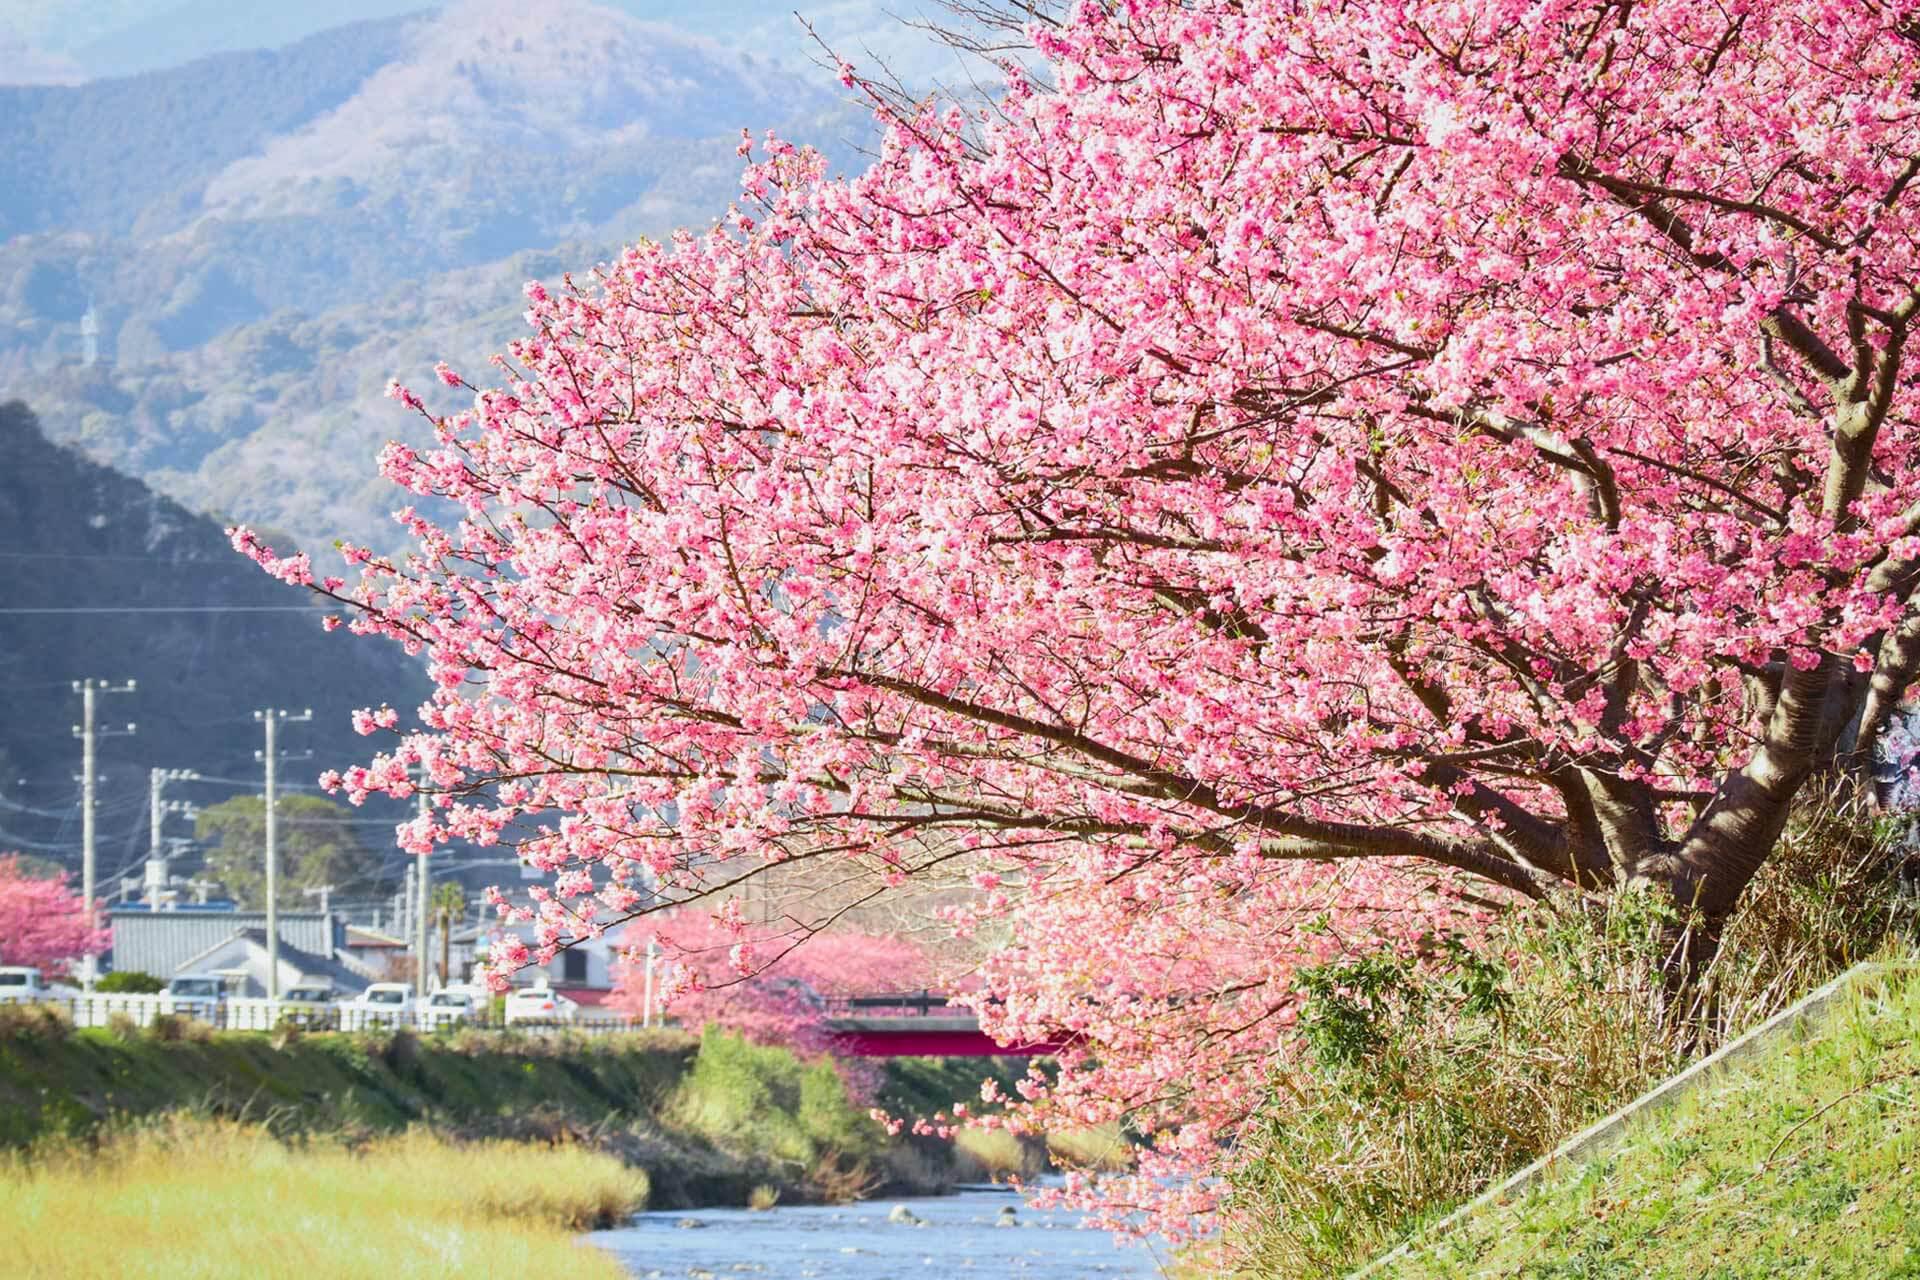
left=0, top=1001, right=70, bottom=1042
left=95, top=970, right=164, bottom=994
left=145, top=1013, right=213, bottom=1044
left=1224, top=793, right=1914, bottom=1278
left=669, top=1028, right=884, bottom=1171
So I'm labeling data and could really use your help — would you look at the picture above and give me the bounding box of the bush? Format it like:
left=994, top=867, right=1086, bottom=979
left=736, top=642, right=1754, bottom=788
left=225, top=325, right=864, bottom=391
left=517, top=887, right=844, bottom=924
left=670, top=1028, right=885, bottom=1174
left=145, top=1013, right=213, bottom=1044
left=95, top=970, right=164, bottom=994
left=1224, top=792, right=1915, bottom=1278
left=0, top=1001, right=70, bottom=1042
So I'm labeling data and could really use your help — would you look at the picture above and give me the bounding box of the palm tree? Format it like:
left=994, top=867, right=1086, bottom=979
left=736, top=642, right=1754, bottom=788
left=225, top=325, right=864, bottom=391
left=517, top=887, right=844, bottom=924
left=431, top=882, right=467, bottom=985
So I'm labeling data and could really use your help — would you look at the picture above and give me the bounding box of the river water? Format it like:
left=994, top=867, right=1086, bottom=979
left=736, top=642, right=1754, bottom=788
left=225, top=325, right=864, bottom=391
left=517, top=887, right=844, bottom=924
left=590, top=1185, right=1168, bottom=1279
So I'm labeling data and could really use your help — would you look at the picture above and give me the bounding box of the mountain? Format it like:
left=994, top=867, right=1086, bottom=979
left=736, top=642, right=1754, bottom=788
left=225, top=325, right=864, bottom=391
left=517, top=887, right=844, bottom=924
left=0, top=399, right=431, bottom=882
left=0, top=14, right=415, bottom=241
left=0, top=0, right=875, bottom=554
left=0, top=1, right=974, bottom=87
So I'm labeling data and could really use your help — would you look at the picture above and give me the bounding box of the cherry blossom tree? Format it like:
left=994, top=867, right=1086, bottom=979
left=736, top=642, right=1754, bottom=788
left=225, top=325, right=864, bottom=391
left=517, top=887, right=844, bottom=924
left=236, top=0, right=1920, bottom=1235
left=606, top=908, right=932, bottom=1057
left=0, top=854, right=109, bottom=976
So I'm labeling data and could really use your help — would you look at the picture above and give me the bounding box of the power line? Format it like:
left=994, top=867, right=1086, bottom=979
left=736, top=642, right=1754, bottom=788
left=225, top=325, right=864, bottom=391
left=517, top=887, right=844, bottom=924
left=0, top=606, right=330, bottom=615
left=0, top=551, right=243, bottom=563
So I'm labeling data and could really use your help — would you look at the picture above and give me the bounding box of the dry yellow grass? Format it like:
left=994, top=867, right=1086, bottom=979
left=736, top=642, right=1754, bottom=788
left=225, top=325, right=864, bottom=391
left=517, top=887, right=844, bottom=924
left=952, top=1125, right=1047, bottom=1181
left=1, top=1117, right=648, bottom=1280
left=1046, top=1122, right=1134, bottom=1172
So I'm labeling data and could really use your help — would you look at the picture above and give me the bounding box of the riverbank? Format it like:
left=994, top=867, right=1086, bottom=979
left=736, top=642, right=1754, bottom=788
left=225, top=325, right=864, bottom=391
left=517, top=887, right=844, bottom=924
left=1, top=1116, right=647, bottom=1280
left=0, top=1003, right=1022, bottom=1207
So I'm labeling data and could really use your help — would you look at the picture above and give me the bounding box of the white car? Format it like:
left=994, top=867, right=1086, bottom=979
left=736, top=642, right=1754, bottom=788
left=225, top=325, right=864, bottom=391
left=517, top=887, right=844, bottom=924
left=503, top=985, right=578, bottom=1027
left=165, top=974, right=226, bottom=1021
left=279, top=984, right=335, bottom=1028
left=349, top=982, right=417, bottom=1028
left=0, top=966, right=52, bottom=1004
left=420, top=986, right=484, bottom=1029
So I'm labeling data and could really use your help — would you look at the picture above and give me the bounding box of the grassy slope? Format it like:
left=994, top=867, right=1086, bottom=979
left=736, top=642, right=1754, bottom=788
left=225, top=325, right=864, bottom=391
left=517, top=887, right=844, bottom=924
left=1377, top=966, right=1920, bottom=1279
left=0, top=1015, right=1017, bottom=1205
left=0, top=1019, right=696, bottom=1145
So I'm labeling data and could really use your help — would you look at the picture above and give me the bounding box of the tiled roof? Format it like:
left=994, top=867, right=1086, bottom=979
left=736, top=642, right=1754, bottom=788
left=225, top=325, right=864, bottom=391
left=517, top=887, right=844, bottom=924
left=107, top=910, right=342, bottom=980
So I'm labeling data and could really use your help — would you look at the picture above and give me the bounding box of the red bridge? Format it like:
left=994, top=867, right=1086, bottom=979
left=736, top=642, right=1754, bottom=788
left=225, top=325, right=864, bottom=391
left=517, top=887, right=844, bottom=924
left=824, top=992, right=1063, bottom=1058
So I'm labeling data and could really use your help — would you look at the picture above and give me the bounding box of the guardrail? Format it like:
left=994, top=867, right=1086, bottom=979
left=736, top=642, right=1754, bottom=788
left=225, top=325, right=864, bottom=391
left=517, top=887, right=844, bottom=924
left=28, top=994, right=650, bottom=1037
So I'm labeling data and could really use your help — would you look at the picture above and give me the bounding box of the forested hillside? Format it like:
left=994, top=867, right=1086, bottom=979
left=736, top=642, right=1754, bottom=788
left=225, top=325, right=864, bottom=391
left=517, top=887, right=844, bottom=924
left=0, top=400, right=429, bottom=877
left=0, top=14, right=413, bottom=240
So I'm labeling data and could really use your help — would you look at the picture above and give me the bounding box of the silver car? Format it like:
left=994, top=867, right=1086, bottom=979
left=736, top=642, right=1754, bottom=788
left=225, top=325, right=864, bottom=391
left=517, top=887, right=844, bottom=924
left=164, top=974, right=225, bottom=1022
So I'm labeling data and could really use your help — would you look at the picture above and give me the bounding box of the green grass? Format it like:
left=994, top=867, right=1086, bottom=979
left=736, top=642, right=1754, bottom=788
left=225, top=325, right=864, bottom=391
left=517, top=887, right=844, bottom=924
left=0, top=1117, right=648, bottom=1280
left=1375, top=964, right=1920, bottom=1278
left=0, top=1012, right=967, bottom=1205
left=0, top=1012, right=696, bottom=1146
left=669, top=1028, right=886, bottom=1173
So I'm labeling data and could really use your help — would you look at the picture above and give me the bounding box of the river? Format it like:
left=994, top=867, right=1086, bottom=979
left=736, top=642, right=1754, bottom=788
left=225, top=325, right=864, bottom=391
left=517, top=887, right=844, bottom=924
left=590, top=1184, right=1169, bottom=1279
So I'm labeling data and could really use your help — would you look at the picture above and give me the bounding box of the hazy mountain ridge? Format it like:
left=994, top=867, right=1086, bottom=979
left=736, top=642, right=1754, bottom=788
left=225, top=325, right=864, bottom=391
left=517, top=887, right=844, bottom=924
left=0, top=14, right=419, bottom=241
left=1, top=0, right=971, bottom=87
left=0, top=0, right=873, bottom=555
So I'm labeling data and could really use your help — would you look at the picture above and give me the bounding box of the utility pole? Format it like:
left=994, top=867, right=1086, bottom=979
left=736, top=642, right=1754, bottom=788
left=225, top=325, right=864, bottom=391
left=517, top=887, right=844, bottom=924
left=415, top=786, right=432, bottom=996
left=253, top=708, right=311, bottom=999
left=147, top=768, right=199, bottom=910
left=643, top=936, right=658, bottom=1028
left=400, top=862, right=416, bottom=975
left=72, top=679, right=135, bottom=989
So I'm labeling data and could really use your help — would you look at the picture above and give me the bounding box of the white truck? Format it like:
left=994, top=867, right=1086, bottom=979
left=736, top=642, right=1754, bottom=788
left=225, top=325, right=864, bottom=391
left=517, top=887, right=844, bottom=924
left=0, top=966, right=54, bottom=1004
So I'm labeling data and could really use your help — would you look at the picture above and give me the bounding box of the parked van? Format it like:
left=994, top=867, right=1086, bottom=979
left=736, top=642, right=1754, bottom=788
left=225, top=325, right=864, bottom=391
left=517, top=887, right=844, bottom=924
left=165, top=973, right=226, bottom=1021
left=0, top=966, right=51, bottom=1004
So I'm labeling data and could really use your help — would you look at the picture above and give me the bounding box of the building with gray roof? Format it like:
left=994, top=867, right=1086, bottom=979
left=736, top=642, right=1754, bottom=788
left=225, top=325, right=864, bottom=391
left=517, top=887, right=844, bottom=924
left=106, top=910, right=367, bottom=991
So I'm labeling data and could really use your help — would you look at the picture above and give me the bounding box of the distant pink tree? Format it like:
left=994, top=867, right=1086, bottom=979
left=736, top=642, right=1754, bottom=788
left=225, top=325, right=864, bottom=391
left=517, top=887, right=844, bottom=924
left=0, top=855, right=109, bottom=976
left=608, top=909, right=932, bottom=1056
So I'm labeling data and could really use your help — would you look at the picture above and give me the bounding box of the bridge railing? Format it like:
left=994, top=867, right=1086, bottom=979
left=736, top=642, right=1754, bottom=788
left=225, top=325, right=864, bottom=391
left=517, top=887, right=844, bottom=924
left=823, top=990, right=963, bottom=1017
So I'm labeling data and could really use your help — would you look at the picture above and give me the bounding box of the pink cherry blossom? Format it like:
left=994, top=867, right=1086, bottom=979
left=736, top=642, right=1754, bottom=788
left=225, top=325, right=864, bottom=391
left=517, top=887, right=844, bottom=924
left=237, top=0, right=1920, bottom=1242
left=0, top=855, right=110, bottom=976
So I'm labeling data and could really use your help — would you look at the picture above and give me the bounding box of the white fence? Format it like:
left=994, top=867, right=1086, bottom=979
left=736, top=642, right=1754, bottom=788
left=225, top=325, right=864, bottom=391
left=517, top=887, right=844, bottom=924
left=36, top=994, right=646, bottom=1037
